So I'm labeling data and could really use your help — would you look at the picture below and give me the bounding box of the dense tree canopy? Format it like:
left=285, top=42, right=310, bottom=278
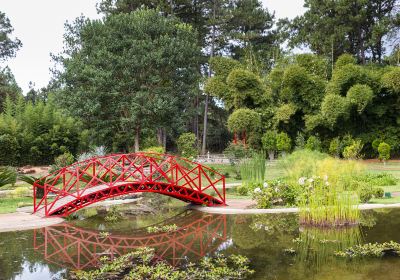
left=55, top=9, right=201, bottom=152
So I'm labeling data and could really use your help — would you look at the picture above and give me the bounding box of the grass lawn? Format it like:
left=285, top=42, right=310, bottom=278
left=0, top=196, right=33, bottom=214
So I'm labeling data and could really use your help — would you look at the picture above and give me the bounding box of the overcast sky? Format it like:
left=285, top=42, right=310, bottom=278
left=0, top=0, right=305, bottom=93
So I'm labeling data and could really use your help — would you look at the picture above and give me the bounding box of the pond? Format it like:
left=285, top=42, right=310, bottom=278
left=1, top=207, right=400, bottom=279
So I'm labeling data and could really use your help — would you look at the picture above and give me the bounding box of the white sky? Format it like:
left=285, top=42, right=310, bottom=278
left=1, top=0, right=305, bottom=93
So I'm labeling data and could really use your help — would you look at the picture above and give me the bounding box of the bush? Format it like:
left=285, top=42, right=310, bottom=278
left=49, top=152, right=75, bottom=173
left=378, top=142, right=391, bottom=162
left=305, top=135, right=322, bottom=151
left=343, top=140, right=363, bottom=159
left=142, top=146, right=164, bottom=154
left=276, top=132, right=291, bottom=155
left=359, top=184, right=374, bottom=203
left=357, top=173, right=398, bottom=186
left=374, top=188, right=384, bottom=198
left=261, top=131, right=277, bottom=160
left=223, top=141, right=252, bottom=161
left=329, top=138, right=341, bottom=157
left=177, top=132, right=197, bottom=159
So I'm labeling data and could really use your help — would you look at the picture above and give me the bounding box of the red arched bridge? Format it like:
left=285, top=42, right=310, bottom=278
left=33, top=212, right=227, bottom=269
left=33, top=153, right=226, bottom=217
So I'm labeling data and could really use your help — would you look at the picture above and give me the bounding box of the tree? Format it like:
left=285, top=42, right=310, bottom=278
left=227, top=108, right=261, bottom=146
left=55, top=10, right=201, bottom=152
left=282, top=0, right=400, bottom=63
left=261, top=131, right=276, bottom=160
left=378, top=142, right=391, bottom=163
left=0, top=11, right=22, bottom=61
left=305, top=135, right=321, bottom=151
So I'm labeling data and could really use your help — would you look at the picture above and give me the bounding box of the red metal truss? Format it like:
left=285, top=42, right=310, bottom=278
left=33, top=213, right=227, bottom=269
left=33, top=152, right=226, bottom=217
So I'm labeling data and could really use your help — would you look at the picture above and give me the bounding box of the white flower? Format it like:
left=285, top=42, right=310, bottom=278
left=323, top=175, right=328, bottom=181
left=254, top=187, right=262, bottom=193
left=325, top=181, right=330, bottom=186
left=308, top=178, right=314, bottom=183
left=274, top=187, right=279, bottom=193
left=263, top=182, right=269, bottom=188
left=298, top=177, right=306, bottom=185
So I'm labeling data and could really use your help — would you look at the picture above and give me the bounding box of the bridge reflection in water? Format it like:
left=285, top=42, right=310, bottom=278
left=33, top=212, right=227, bottom=270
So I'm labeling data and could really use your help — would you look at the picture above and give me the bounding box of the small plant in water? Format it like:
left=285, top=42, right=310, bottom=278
left=335, top=241, right=400, bottom=258
left=147, top=224, right=178, bottom=233
left=69, top=247, right=254, bottom=280
left=298, top=176, right=360, bottom=227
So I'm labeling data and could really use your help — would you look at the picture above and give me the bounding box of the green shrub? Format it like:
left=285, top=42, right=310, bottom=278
left=374, top=187, right=384, bottom=198
left=335, top=241, right=400, bottom=258
left=223, top=141, right=252, bottom=161
left=343, top=140, right=363, bottom=159
left=359, top=184, right=374, bottom=203
left=142, top=146, right=164, bottom=154
left=276, top=132, right=291, bottom=155
left=261, top=131, right=277, bottom=160
left=49, top=152, right=74, bottom=173
left=177, top=132, right=197, bottom=159
left=329, top=138, right=341, bottom=157
left=357, top=173, right=398, bottom=186
left=378, top=142, right=391, bottom=161
left=305, top=135, right=322, bottom=151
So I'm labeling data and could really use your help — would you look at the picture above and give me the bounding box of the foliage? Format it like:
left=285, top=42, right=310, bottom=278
left=0, top=167, right=17, bottom=188
left=147, top=224, right=178, bottom=233
left=0, top=95, right=84, bottom=166
left=227, top=109, right=261, bottom=144
left=223, top=141, right=252, bottom=161
left=56, top=9, right=201, bottom=152
left=77, top=146, right=107, bottom=162
left=328, top=138, right=341, bottom=157
left=346, top=84, right=374, bottom=113
left=0, top=11, right=22, bottom=61
left=104, top=206, right=123, bottom=223
left=335, top=54, right=357, bottom=68
left=69, top=247, right=254, bottom=280
left=261, top=130, right=276, bottom=159
left=252, top=179, right=301, bottom=208
left=356, top=173, right=398, bottom=187
left=298, top=176, right=360, bottom=227
left=382, top=67, right=400, bottom=94
left=378, top=142, right=391, bottom=161
left=342, top=140, right=364, bottom=160
left=49, top=152, right=74, bottom=173
left=335, top=241, right=400, bottom=258
left=239, top=153, right=266, bottom=184
left=142, top=146, right=164, bottom=154
left=305, top=135, right=322, bottom=151
left=177, top=133, right=197, bottom=159
left=276, top=132, right=291, bottom=153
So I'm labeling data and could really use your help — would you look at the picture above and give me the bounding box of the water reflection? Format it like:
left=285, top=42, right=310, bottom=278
left=33, top=212, right=227, bottom=270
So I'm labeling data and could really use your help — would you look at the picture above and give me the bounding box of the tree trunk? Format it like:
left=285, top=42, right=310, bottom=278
left=201, top=0, right=216, bottom=155
left=134, top=125, right=140, bottom=152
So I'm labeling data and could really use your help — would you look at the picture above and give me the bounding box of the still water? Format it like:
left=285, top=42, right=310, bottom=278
left=1, top=207, right=400, bottom=280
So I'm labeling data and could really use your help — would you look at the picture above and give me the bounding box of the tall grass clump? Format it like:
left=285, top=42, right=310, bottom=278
left=239, top=152, right=266, bottom=184
left=298, top=178, right=360, bottom=227
left=283, top=150, right=362, bottom=227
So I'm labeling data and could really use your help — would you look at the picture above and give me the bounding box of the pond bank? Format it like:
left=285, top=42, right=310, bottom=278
left=190, top=200, right=400, bottom=214
left=0, top=212, right=63, bottom=232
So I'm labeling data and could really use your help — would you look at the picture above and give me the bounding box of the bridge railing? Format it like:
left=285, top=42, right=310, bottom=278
left=33, top=153, right=226, bottom=215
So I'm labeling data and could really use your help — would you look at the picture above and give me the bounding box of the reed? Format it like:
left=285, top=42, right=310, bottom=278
left=239, top=152, right=266, bottom=184
left=298, top=178, right=360, bottom=227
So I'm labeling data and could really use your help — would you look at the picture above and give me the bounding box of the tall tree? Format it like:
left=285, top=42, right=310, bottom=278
left=281, top=0, right=400, bottom=63
left=0, top=11, right=22, bottom=61
left=54, top=9, right=201, bottom=152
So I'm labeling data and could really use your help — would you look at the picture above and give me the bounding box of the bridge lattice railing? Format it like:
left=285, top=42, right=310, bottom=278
left=33, top=152, right=226, bottom=215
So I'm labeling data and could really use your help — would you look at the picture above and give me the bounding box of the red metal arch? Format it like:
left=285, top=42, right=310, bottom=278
left=33, top=153, right=226, bottom=217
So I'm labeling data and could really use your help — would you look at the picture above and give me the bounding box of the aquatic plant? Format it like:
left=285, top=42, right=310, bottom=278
left=147, top=224, right=178, bottom=233
left=298, top=176, right=360, bottom=227
left=335, top=241, right=400, bottom=258
left=69, top=247, right=254, bottom=280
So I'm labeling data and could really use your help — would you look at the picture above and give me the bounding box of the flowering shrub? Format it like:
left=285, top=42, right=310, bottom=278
left=252, top=180, right=302, bottom=208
